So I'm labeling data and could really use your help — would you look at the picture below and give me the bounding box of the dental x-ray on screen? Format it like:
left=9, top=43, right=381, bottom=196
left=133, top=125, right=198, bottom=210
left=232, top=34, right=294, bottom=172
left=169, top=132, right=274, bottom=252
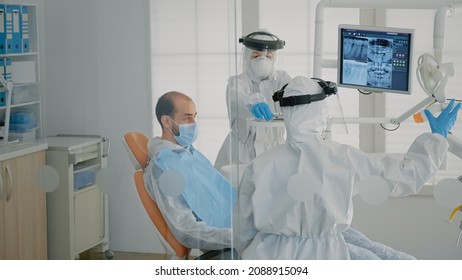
left=337, top=24, right=414, bottom=94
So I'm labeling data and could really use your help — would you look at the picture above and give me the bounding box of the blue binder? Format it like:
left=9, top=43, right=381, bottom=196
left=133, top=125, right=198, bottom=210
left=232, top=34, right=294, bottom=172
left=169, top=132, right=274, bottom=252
left=21, top=6, right=29, bottom=52
left=0, top=5, right=5, bottom=54
left=0, top=58, right=5, bottom=106
left=0, top=58, right=4, bottom=78
left=2, top=58, right=11, bottom=106
left=6, top=5, right=21, bottom=54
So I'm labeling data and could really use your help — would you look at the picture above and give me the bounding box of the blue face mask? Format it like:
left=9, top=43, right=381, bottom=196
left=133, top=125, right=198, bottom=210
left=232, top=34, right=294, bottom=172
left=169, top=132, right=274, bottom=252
left=169, top=117, right=198, bottom=147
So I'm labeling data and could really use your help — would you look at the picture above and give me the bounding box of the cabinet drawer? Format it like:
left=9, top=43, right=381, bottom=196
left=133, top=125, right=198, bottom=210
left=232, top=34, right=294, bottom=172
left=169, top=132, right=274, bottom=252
left=69, top=144, right=99, bottom=165
left=73, top=164, right=100, bottom=191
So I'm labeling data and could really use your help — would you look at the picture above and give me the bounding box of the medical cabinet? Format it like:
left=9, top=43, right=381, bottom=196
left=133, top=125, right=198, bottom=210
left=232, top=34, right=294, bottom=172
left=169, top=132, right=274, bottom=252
left=45, top=135, right=112, bottom=259
left=0, top=143, right=48, bottom=259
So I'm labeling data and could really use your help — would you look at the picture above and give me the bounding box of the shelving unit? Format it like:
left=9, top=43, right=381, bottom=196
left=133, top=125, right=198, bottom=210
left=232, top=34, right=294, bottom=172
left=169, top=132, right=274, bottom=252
left=0, top=3, right=42, bottom=142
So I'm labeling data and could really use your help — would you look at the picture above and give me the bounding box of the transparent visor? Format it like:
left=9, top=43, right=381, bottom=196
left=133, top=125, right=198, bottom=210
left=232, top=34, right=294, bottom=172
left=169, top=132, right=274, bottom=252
left=249, top=49, right=275, bottom=60
left=324, top=91, right=348, bottom=138
left=271, top=79, right=348, bottom=138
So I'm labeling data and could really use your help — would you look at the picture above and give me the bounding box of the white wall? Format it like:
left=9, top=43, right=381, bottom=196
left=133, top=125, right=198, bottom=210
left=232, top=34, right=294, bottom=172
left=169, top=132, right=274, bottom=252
left=40, top=0, right=162, bottom=253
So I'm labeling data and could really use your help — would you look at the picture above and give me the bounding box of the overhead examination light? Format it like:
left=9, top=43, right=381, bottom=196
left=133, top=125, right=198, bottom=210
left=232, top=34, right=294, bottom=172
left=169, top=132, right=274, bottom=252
left=416, top=53, right=455, bottom=103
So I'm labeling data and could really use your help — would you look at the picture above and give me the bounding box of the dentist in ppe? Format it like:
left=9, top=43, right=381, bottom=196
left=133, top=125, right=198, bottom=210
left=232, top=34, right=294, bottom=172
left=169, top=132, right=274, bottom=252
left=215, top=30, right=291, bottom=170
left=235, top=76, right=460, bottom=260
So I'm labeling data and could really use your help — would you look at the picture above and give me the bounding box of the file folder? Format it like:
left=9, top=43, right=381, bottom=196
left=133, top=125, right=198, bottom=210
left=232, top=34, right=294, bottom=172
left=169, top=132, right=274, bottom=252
left=0, top=5, right=5, bottom=54
left=0, top=58, right=5, bottom=106
left=0, top=58, right=4, bottom=78
left=6, top=5, right=21, bottom=54
left=21, top=6, right=29, bottom=52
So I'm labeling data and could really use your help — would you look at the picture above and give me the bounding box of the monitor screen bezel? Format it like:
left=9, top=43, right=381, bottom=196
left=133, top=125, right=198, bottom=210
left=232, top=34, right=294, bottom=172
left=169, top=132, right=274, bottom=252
left=337, top=24, right=414, bottom=95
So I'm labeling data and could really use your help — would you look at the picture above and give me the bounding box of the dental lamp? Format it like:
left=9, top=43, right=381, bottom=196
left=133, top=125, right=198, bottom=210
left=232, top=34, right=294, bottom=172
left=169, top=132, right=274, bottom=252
left=0, top=73, right=13, bottom=145
left=416, top=53, right=455, bottom=103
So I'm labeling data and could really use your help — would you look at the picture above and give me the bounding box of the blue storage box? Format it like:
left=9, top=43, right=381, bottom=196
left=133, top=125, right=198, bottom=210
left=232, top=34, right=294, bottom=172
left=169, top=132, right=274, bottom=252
left=73, top=164, right=100, bottom=191
left=10, top=112, right=35, bottom=123
left=9, top=122, right=37, bottom=132
left=9, top=112, right=37, bottom=132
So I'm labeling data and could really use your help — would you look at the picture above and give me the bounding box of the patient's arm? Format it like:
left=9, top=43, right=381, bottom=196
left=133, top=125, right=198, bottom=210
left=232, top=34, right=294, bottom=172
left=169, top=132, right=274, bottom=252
left=144, top=162, right=232, bottom=251
left=161, top=194, right=232, bottom=250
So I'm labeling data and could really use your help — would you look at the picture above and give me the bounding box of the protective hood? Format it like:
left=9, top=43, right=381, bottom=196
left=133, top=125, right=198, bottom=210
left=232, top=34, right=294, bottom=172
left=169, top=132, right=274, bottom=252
left=282, top=76, right=329, bottom=143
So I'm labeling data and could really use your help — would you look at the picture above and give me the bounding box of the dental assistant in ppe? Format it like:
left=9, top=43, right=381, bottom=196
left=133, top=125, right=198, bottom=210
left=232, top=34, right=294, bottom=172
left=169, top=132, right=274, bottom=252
left=215, top=30, right=292, bottom=170
left=235, top=76, right=460, bottom=260
left=144, top=91, right=237, bottom=252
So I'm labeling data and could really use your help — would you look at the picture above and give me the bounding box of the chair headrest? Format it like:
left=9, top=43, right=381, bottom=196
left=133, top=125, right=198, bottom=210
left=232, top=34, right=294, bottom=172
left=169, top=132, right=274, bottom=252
left=123, top=131, right=149, bottom=170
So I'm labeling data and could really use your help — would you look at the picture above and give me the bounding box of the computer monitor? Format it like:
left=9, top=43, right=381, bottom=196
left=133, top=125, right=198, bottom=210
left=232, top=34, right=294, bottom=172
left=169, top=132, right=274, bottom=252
left=337, top=24, right=414, bottom=95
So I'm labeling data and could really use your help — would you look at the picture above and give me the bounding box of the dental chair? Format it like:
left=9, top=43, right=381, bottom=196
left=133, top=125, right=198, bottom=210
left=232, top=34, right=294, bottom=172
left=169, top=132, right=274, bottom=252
left=123, top=131, right=191, bottom=260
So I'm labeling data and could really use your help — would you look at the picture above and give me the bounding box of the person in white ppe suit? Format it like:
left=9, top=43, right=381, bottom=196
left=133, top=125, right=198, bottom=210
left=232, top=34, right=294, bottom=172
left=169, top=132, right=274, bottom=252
left=144, top=91, right=237, bottom=259
left=215, top=30, right=291, bottom=170
left=235, top=76, right=460, bottom=260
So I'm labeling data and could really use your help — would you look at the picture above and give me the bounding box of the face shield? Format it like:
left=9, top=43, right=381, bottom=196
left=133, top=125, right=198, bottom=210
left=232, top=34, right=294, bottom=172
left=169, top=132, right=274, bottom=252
left=239, top=31, right=285, bottom=51
left=240, top=31, right=286, bottom=81
left=272, top=76, right=347, bottom=141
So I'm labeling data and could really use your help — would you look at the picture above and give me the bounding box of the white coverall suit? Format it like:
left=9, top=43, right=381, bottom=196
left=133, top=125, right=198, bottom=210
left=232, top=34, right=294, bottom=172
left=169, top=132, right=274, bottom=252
left=214, top=40, right=291, bottom=170
left=235, top=76, right=448, bottom=259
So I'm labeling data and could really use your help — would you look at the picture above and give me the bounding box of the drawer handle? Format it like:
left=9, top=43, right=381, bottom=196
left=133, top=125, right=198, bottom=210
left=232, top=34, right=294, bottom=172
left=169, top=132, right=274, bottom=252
left=6, top=165, right=13, bottom=202
left=100, top=193, right=106, bottom=239
left=0, top=172, right=3, bottom=201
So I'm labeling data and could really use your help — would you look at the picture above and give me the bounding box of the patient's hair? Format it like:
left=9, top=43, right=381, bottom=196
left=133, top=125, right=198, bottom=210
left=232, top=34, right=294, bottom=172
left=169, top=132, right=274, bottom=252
left=155, top=91, right=192, bottom=128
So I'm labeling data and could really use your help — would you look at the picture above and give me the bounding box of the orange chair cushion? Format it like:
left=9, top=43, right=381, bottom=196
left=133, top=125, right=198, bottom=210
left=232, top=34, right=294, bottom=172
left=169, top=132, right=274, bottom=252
left=124, top=132, right=150, bottom=169
left=134, top=171, right=189, bottom=258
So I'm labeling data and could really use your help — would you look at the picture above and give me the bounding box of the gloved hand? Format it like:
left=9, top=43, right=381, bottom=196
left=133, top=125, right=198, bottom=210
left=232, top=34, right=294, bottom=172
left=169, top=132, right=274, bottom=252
left=251, top=102, right=273, bottom=121
left=424, top=98, right=461, bottom=138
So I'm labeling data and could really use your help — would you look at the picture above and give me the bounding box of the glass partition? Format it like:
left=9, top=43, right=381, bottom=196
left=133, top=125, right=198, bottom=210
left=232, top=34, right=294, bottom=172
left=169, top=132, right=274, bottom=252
left=149, top=0, right=360, bottom=261
left=149, top=0, right=241, bottom=259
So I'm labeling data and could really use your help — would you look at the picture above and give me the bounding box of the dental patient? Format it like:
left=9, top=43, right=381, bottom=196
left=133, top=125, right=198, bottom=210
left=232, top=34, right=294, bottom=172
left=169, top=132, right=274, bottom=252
left=144, top=91, right=237, bottom=259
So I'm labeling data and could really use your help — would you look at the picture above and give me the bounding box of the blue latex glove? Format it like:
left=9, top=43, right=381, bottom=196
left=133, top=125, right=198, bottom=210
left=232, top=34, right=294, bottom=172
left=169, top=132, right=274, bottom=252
left=424, top=98, right=461, bottom=138
left=251, top=102, right=273, bottom=121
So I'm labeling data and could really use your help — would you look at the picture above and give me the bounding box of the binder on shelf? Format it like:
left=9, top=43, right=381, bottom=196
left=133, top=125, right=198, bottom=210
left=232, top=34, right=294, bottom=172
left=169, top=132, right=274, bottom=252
left=21, top=6, right=29, bottom=53
left=0, top=58, right=11, bottom=106
left=0, top=58, right=5, bottom=106
left=3, top=58, right=11, bottom=106
left=0, top=5, right=5, bottom=54
left=0, top=58, right=4, bottom=78
left=5, top=5, right=21, bottom=54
